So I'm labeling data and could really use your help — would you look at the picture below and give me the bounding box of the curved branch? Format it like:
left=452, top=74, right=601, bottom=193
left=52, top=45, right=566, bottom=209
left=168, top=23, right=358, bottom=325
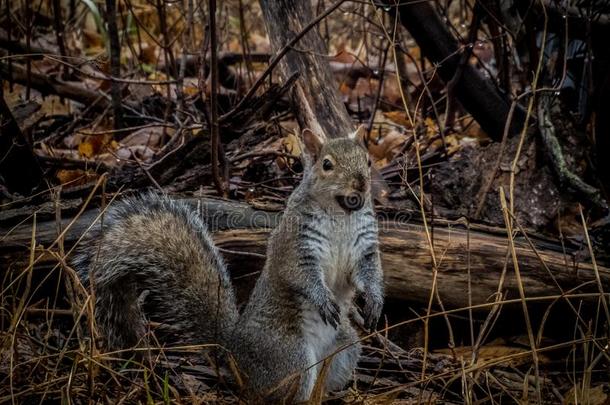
left=537, top=95, right=608, bottom=210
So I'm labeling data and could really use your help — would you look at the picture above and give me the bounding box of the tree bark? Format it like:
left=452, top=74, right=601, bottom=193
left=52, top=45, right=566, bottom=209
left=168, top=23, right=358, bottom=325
left=259, top=0, right=353, bottom=138
left=2, top=198, right=607, bottom=310
left=258, top=0, right=389, bottom=198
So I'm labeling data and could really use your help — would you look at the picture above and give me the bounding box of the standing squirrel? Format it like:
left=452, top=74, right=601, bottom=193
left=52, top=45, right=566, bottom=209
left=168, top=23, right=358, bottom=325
left=73, top=126, right=384, bottom=402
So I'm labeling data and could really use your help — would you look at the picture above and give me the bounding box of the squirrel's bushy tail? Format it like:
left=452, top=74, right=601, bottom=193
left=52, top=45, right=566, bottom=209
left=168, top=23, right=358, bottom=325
left=72, top=193, right=238, bottom=350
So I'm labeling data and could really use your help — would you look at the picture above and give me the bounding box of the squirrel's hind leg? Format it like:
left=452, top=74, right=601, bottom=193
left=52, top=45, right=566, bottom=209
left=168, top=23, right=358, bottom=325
left=324, top=324, right=361, bottom=393
left=232, top=332, right=316, bottom=402
left=94, top=284, right=148, bottom=350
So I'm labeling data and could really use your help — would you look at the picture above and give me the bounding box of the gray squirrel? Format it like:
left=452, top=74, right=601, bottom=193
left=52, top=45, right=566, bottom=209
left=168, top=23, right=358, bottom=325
left=73, top=126, right=384, bottom=402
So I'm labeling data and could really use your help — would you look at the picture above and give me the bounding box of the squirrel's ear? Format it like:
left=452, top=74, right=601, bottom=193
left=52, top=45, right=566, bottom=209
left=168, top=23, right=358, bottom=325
left=302, top=128, right=325, bottom=160
left=349, top=124, right=367, bottom=140
left=349, top=124, right=368, bottom=148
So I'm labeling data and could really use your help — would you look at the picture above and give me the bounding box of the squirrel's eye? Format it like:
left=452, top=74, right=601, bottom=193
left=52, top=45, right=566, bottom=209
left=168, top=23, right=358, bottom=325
left=368, top=159, right=372, bottom=167
left=322, top=158, right=334, bottom=171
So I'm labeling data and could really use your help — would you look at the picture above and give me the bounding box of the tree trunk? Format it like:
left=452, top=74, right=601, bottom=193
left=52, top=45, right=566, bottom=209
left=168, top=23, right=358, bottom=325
left=258, top=0, right=389, bottom=198
left=259, top=0, right=353, bottom=138
left=2, top=198, right=607, bottom=310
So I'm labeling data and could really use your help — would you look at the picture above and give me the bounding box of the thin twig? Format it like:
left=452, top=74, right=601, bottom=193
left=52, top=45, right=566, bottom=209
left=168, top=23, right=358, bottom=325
left=578, top=205, right=610, bottom=333
left=105, top=0, right=123, bottom=130
left=499, top=187, right=542, bottom=404
left=51, top=0, right=68, bottom=78
left=209, top=0, right=225, bottom=196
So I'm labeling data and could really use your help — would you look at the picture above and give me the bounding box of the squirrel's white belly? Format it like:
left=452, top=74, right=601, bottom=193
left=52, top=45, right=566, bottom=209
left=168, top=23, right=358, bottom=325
left=302, top=223, right=359, bottom=368
left=326, top=221, right=360, bottom=292
left=301, top=304, right=340, bottom=368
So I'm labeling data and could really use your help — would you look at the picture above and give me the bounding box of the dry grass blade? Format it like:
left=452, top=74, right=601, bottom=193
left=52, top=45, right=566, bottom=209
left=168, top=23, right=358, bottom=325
left=499, top=187, right=542, bottom=403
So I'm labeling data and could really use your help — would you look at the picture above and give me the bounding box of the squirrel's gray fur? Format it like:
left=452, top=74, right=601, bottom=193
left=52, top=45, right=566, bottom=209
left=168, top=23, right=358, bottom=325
left=73, top=127, right=384, bottom=402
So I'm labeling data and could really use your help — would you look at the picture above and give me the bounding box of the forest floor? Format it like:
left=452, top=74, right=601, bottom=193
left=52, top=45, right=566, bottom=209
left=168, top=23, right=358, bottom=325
left=2, top=0, right=610, bottom=403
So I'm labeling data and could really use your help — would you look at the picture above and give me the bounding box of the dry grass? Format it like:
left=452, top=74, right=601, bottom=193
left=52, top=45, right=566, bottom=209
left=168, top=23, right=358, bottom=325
left=1, top=0, right=609, bottom=403
left=1, top=186, right=609, bottom=404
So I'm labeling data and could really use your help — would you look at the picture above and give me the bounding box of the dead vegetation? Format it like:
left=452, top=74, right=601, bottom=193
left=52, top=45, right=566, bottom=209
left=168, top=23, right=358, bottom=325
left=2, top=0, right=610, bottom=403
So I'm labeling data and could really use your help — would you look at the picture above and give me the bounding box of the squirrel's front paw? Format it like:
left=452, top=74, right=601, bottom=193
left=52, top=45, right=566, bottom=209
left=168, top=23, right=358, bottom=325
left=318, top=297, right=341, bottom=328
left=363, top=293, right=383, bottom=330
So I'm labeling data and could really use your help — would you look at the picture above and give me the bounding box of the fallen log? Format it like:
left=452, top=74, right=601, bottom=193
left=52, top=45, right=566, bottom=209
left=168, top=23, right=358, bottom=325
left=1, top=197, right=607, bottom=310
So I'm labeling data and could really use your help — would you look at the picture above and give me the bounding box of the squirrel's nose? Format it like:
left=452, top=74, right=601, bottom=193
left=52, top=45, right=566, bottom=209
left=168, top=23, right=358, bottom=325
left=352, top=175, right=367, bottom=193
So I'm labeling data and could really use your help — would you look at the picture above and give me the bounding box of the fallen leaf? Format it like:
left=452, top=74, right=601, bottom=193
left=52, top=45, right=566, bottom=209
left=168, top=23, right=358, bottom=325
left=276, top=133, right=302, bottom=170
left=55, top=169, right=95, bottom=186
left=331, top=45, right=357, bottom=64
left=120, top=125, right=172, bottom=150
left=78, top=141, right=95, bottom=158
left=82, top=29, right=104, bottom=51
left=77, top=133, right=113, bottom=158
left=382, top=74, right=403, bottom=106
left=383, top=111, right=414, bottom=128
left=282, top=133, right=302, bottom=156
left=366, top=128, right=409, bottom=162
left=424, top=117, right=439, bottom=138
left=115, top=145, right=155, bottom=163
left=139, top=42, right=158, bottom=65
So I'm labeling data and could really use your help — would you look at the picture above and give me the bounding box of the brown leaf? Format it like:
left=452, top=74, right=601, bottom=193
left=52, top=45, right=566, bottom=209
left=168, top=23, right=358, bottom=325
left=139, top=42, right=158, bottom=65
left=78, top=141, right=95, bottom=158
left=276, top=133, right=302, bottom=170
left=55, top=169, right=96, bottom=186
left=82, top=27, right=105, bottom=52
left=115, top=145, right=156, bottom=163
left=120, top=126, right=172, bottom=150
left=331, top=45, right=357, bottom=64
left=77, top=133, right=113, bottom=158
left=383, top=111, right=414, bottom=128
left=366, top=128, right=409, bottom=162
